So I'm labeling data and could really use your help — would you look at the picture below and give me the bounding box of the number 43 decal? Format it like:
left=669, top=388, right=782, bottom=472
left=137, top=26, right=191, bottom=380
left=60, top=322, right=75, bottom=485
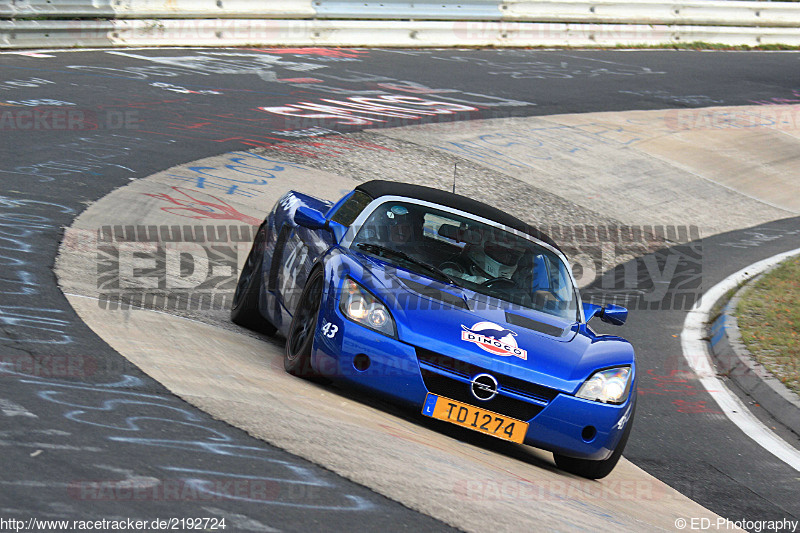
left=321, top=320, right=338, bottom=338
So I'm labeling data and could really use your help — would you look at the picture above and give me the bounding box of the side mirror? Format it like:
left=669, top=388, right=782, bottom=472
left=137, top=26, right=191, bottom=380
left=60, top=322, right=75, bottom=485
left=599, top=304, right=627, bottom=326
left=582, top=303, right=627, bottom=326
left=294, top=206, right=328, bottom=230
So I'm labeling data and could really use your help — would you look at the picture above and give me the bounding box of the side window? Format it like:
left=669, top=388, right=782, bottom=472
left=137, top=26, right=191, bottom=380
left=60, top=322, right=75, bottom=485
left=542, top=254, right=571, bottom=301
left=329, top=190, right=372, bottom=227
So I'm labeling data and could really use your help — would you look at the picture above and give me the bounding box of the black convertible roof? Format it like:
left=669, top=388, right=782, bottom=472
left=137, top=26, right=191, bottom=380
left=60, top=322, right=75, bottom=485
left=355, top=180, right=560, bottom=251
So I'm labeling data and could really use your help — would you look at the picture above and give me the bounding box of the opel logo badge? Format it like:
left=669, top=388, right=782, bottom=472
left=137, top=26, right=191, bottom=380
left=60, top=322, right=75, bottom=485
left=471, top=373, right=498, bottom=401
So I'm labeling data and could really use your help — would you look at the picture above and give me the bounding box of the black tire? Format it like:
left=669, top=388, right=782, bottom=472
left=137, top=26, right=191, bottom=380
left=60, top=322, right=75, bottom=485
left=230, top=225, right=277, bottom=335
left=284, top=267, right=324, bottom=378
left=553, top=401, right=635, bottom=480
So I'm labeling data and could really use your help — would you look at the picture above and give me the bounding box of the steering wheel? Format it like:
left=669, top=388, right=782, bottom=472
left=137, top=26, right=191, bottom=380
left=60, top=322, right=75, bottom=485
left=439, top=261, right=465, bottom=275
left=481, top=277, right=516, bottom=289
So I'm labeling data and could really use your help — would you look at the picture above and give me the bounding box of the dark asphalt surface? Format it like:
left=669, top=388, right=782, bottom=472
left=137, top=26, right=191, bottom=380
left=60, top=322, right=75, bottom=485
left=2, top=48, right=800, bottom=530
left=603, top=218, right=800, bottom=525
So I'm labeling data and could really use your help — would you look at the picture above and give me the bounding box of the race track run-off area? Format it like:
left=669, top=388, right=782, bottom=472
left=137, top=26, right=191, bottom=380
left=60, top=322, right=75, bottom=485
left=2, top=48, right=800, bottom=532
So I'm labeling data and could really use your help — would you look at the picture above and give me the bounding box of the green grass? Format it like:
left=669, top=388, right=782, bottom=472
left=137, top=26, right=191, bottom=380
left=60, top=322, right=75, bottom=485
left=736, top=255, right=800, bottom=397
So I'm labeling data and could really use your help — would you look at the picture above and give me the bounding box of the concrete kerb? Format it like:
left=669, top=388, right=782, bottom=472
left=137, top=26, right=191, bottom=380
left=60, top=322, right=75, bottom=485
left=708, top=254, right=800, bottom=439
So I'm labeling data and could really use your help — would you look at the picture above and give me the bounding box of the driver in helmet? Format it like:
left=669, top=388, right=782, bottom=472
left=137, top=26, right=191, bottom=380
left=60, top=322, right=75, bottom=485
left=480, top=242, right=523, bottom=280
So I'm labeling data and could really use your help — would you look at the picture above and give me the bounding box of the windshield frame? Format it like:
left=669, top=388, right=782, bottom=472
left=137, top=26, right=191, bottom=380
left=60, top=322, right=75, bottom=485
left=340, top=195, right=585, bottom=323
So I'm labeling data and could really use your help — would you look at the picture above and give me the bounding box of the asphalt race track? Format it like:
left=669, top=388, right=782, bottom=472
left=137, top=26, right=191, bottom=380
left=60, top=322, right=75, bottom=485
left=2, top=48, right=800, bottom=532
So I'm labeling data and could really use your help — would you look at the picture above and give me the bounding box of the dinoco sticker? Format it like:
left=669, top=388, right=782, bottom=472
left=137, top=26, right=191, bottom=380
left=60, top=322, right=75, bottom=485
left=460, top=322, right=527, bottom=360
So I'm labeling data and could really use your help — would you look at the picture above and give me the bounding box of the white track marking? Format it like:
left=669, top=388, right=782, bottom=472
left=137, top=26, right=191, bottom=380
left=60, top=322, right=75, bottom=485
left=681, top=247, right=800, bottom=471
left=0, top=397, right=37, bottom=418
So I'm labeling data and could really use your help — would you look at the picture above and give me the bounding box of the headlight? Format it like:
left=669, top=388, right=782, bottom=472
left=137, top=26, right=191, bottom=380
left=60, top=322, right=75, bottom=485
left=576, top=367, right=631, bottom=404
left=340, top=278, right=396, bottom=337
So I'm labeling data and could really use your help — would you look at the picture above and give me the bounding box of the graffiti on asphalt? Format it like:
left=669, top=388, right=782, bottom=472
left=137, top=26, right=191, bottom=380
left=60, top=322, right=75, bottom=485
left=434, top=122, right=642, bottom=169
left=0, top=195, right=75, bottom=344
left=158, top=151, right=308, bottom=196
left=385, top=50, right=666, bottom=79
left=0, top=365, right=374, bottom=510
left=259, top=95, right=478, bottom=126
left=0, top=77, right=57, bottom=91
left=0, top=134, right=174, bottom=181
left=145, top=187, right=262, bottom=224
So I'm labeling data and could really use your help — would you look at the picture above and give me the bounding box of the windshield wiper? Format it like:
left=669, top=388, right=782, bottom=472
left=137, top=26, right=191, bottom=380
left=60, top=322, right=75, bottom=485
left=355, top=243, right=456, bottom=285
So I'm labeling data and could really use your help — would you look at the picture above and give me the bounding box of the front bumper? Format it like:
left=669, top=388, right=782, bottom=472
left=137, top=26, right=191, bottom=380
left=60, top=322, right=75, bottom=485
left=312, top=307, right=634, bottom=461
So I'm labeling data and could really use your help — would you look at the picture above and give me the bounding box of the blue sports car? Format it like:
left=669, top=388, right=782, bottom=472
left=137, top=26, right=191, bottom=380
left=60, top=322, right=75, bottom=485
left=231, top=180, right=635, bottom=479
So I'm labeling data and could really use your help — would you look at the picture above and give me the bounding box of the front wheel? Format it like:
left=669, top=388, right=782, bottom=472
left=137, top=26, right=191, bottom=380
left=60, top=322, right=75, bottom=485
left=284, top=267, right=324, bottom=378
left=553, top=402, right=635, bottom=480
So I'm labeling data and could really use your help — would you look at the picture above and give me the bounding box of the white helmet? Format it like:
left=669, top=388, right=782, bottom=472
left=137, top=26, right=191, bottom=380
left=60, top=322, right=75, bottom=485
left=482, top=243, right=523, bottom=279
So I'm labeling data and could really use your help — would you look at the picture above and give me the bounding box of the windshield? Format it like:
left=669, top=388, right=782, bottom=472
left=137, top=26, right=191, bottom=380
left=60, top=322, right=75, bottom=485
left=351, top=200, right=578, bottom=320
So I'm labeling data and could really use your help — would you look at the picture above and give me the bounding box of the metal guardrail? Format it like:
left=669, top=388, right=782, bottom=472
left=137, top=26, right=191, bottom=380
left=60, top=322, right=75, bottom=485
left=0, top=1, right=315, bottom=19
left=1, top=20, right=110, bottom=49
left=501, top=0, right=800, bottom=28
left=7, top=0, right=800, bottom=27
left=315, top=1, right=502, bottom=20
left=4, top=18, right=800, bottom=49
left=3, top=0, right=800, bottom=48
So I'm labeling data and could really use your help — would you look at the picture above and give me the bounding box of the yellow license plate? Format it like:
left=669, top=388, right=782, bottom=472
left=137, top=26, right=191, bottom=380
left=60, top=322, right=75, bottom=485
left=421, top=393, right=528, bottom=444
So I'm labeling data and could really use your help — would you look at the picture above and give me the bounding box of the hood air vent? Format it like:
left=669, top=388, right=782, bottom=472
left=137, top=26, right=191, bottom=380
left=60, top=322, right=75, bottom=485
left=504, top=311, right=564, bottom=337
left=401, top=278, right=469, bottom=310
